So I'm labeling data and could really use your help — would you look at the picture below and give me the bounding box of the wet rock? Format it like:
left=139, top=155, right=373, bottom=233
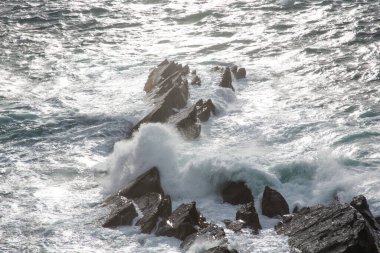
left=376, top=216, right=380, bottom=225
left=191, top=75, right=201, bottom=86
left=276, top=203, right=380, bottom=253
left=204, top=246, right=238, bottom=253
left=156, top=202, right=205, bottom=240
left=196, top=99, right=216, bottom=122
left=236, top=202, right=262, bottom=230
left=235, top=68, right=246, bottom=79
left=292, top=205, right=299, bottom=213
left=182, top=64, right=190, bottom=75
left=261, top=186, right=289, bottom=218
left=350, top=195, right=380, bottom=231
left=219, top=67, right=234, bottom=91
left=211, top=66, right=223, bottom=72
left=135, top=192, right=172, bottom=233
left=144, top=60, right=184, bottom=93
left=180, top=224, right=227, bottom=252
left=102, top=197, right=138, bottom=228
left=231, top=65, right=238, bottom=76
left=221, top=181, right=253, bottom=205
left=191, top=70, right=196, bottom=75
left=118, top=167, right=164, bottom=199
left=226, top=220, right=247, bottom=233
left=132, top=76, right=189, bottom=133
left=169, top=103, right=201, bottom=139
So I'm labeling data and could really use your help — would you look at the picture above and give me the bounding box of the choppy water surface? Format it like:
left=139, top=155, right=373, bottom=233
left=1, top=0, right=379, bottom=252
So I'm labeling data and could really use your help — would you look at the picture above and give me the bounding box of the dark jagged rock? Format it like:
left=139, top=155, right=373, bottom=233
left=191, top=70, right=196, bottom=75
left=236, top=202, right=262, bottom=230
left=191, top=75, right=201, bottom=86
left=236, top=68, right=246, bottom=79
left=135, top=193, right=172, bottom=233
left=350, top=195, right=380, bottom=231
left=219, top=67, right=234, bottom=91
left=276, top=203, right=380, bottom=253
left=144, top=60, right=184, bottom=93
left=221, top=181, right=253, bottom=205
left=180, top=224, right=227, bottom=252
left=118, top=167, right=164, bottom=199
left=211, top=66, right=223, bottom=72
left=196, top=99, right=216, bottom=122
left=169, top=104, right=201, bottom=139
left=102, top=197, right=138, bottom=228
left=204, top=246, right=238, bottom=253
left=376, top=216, right=380, bottom=225
left=261, top=186, right=289, bottom=218
left=292, top=205, right=299, bottom=213
left=156, top=202, right=205, bottom=240
left=130, top=78, right=189, bottom=135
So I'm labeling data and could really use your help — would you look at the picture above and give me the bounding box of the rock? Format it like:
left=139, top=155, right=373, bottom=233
left=191, top=70, right=196, bottom=75
left=102, top=197, right=138, bottom=228
left=169, top=103, right=201, bottom=139
left=261, top=186, right=289, bottom=218
left=135, top=192, right=172, bottom=233
left=376, top=216, right=380, bottom=225
left=204, top=246, right=238, bottom=253
left=182, top=64, right=190, bottom=75
left=235, top=68, right=246, bottom=79
left=191, top=75, right=201, bottom=86
left=197, top=99, right=216, bottom=122
left=276, top=203, right=380, bottom=253
left=236, top=202, right=262, bottom=230
left=231, top=65, right=238, bottom=76
left=118, top=167, right=164, bottom=199
left=226, top=220, right=247, bottom=233
left=156, top=202, right=205, bottom=240
left=219, top=67, right=234, bottom=91
left=211, top=66, right=223, bottom=72
left=221, top=181, right=253, bottom=205
left=350, top=195, right=380, bottom=231
left=180, top=224, right=227, bottom=252
left=144, top=60, right=184, bottom=93
left=132, top=76, right=189, bottom=133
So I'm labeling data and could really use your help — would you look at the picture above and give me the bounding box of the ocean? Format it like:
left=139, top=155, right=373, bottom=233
left=1, top=0, right=379, bottom=252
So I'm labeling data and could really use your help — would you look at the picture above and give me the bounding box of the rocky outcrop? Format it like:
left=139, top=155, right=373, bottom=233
left=180, top=224, right=227, bottom=252
left=204, top=246, right=238, bottom=253
left=144, top=60, right=185, bottom=93
left=350, top=195, right=380, bottom=231
left=261, top=186, right=289, bottom=218
left=231, top=65, right=246, bottom=80
left=219, top=67, right=234, bottom=91
left=226, top=220, right=247, bottom=233
left=102, top=197, right=138, bottom=228
left=196, top=99, right=216, bottom=122
left=156, top=202, right=206, bottom=240
left=169, top=104, right=201, bottom=139
left=276, top=203, right=380, bottom=253
left=135, top=192, right=172, bottom=233
left=118, top=167, right=164, bottom=199
left=236, top=202, right=262, bottom=230
left=221, top=181, right=253, bottom=205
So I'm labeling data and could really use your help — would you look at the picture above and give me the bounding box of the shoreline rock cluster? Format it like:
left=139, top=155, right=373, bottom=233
left=102, top=60, right=380, bottom=253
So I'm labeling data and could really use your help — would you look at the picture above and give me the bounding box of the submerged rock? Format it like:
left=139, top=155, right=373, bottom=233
left=219, top=67, right=234, bottom=91
left=191, top=75, right=201, bottom=86
left=135, top=192, right=172, bottom=234
left=180, top=224, right=227, bottom=252
left=236, top=202, right=262, bottom=230
left=156, top=202, right=205, bottom=240
left=221, top=181, right=253, bottom=205
left=196, top=99, right=216, bottom=122
left=169, top=103, right=201, bottom=139
left=102, top=197, right=138, bottom=228
left=231, top=65, right=246, bottom=79
left=261, top=186, right=289, bottom=218
left=226, top=220, right=247, bottom=233
left=276, top=203, right=380, bottom=253
left=204, top=247, right=238, bottom=253
left=118, top=167, right=164, bottom=199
